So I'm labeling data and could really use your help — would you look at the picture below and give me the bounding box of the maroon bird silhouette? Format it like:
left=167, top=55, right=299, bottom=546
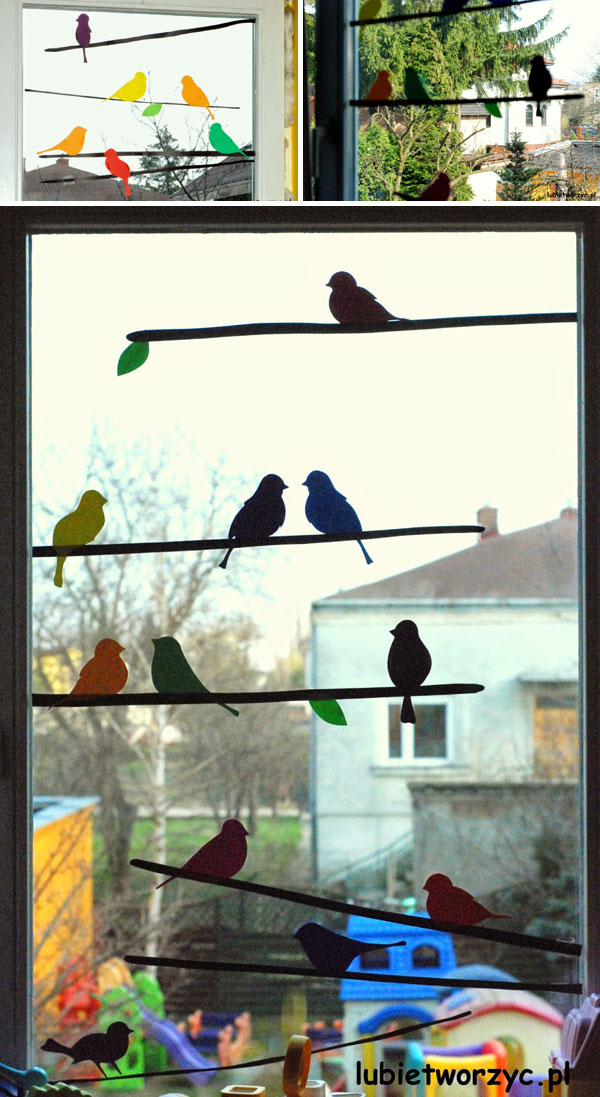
left=156, top=817, right=249, bottom=889
left=41, top=1021, right=133, bottom=1077
left=424, top=873, right=509, bottom=925
left=327, top=272, right=400, bottom=325
left=417, top=173, right=450, bottom=201
left=75, top=14, right=91, bottom=62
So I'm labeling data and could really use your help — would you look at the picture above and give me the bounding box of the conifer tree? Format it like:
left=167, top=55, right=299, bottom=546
left=497, top=130, right=539, bottom=200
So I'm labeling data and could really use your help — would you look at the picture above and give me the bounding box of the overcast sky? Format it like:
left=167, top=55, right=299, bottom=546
left=31, top=229, right=578, bottom=667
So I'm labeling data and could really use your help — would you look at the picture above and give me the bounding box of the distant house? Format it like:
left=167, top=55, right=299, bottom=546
left=24, top=157, right=167, bottom=201
left=310, top=506, right=577, bottom=889
left=460, top=61, right=566, bottom=157
left=170, top=152, right=253, bottom=201
left=527, top=140, right=600, bottom=199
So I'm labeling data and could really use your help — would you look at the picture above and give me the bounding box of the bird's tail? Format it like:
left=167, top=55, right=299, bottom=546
left=400, top=695, right=416, bottom=723
left=41, top=1038, right=70, bottom=1056
left=124, top=179, right=131, bottom=198
left=222, top=702, right=240, bottom=717
left=83, top=47, right=87, bottom=62
left=37, top=143, right=59, bottom=155
left=218, top=546, right=233, bottom=569
left=536, top=103, right=542, bottom=117
left=208, top=107, right=215, bottom=120
left=390, top=939, right=407, bottom=947
left=156, top=875, right=174, bottom=890
left=54, top=556, right=65, bottom=587
left=358, top=539, right=373, bottom=565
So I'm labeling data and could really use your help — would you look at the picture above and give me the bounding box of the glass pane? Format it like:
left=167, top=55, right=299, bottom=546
left=23, top=8, right=254, bottom=201
left=388, top=703, right=403, bottom=757
left=413, top=704, right=446, bottom=758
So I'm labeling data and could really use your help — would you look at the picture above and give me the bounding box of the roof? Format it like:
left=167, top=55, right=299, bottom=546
left=24, top=159, right=168, bottom=202
left=33, top=795, right=99, bottom=830
left=460, top=102, right=490, bottom=117
left=171, top=153, right=252, bottom=200
left=435, top=986, right=563, bottom=1027
left=530, top=140, right=600, bottom=173
left=321, top=510, right=577, bottom=603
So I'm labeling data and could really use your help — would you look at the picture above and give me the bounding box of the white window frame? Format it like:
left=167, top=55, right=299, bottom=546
left=6, top=0, right=284, bottom=201
left=382, top=699, right=452, bottom=766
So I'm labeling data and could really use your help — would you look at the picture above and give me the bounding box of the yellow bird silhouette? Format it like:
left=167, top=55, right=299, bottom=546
left=52, top=490, right=108, bottom=588
left=37, top=126, right=87, bottom=157
left=181, top=76, right=215, bottom=119
left=105, top=71, right=147, bottom=102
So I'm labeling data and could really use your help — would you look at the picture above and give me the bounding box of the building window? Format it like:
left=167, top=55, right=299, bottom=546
left=486, top=113, right=492, bottom=128
left=359, top=948, right=390, bottom=970
left=541, top=104, right=549, bottom=125
left=412, top=945, right=440, bottom=968
left=534, top=687, right=578, bottom=778
left=388, top=703, right=448, bottom=762
left=526, top=104, right=534, bottom=126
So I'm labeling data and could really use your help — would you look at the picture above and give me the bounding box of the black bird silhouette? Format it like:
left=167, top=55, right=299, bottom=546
left=387, top=619, right=432, bottom=724
left=41, top=1022, right=133, bottom=1078
left=441, top=0, right=469, bottom=11
left=327, top=272, right=399, bottom=325
left=294, top=921, right=406, bottom=975
left=303, top=470, right=373, bottom=565
left=528, top=55, right=552, bottom=117
left=218, top=474, right=288, bottom=569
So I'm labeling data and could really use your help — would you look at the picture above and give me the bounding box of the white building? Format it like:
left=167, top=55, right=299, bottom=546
left=460, top=64, right=566, bottom=156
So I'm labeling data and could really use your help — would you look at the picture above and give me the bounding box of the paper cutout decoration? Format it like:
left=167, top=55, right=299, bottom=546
left=367, top=70, right=392, bottom=101
left=218, top=474, right=288, bottom=569
left=303, top=470, right=373, bottom=565
left=528, top=55, right=552, bottom=116
left=52, top=489, right=107, bottom=588
left=49, top=639, right=127, bottom=709
left=309, top=698, right=347, bottom=726
left=181, top=76, right=215, bottom=118
left=441, top=0, right=469, bottom=10
left=358, top=0, right=382, bottom=39
left=404, top=67, right=432, bottom=103
left=142, top=103, right=162, bottom=116
left=282, top=1035, right=311, bottom=1097
left=209, top=122, right=249, bottom=160
left=40, top=1022, right=134, bottom=1078
left=105, top=72, right=147, bottom=102
left=294, top=921, right=406, bottom=974
left=155, top=818, right=249, bottom=889
left=37, top=126, right=87, bottom=156
left=117, top=341, right=149, bottom=376
left=327, top=271, right=399, bottom=325
left=105, top=149, right=131, bottom=197
left=416, top=173, right=450, bottom=200
left=387, top=619, right=432, bottom=723
left=424, top=873, right=509, bottom=925
left=151, top=636, right=239, bottom=716
left=484, top=100, right=502, bottom=117
left=75, top=14, right=91, bottom=62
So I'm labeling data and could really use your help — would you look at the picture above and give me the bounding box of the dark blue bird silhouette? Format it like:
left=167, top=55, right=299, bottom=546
left=303, top=470, right=373, bottom=565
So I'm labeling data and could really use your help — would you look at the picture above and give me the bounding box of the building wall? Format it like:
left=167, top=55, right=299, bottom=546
left=460, top=95, right=562, bottom=154
left=311, top=600, right=577, bottom=877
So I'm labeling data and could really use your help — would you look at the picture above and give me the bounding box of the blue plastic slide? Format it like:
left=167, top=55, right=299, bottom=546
left=140, top=1006, right=218, bottom=1086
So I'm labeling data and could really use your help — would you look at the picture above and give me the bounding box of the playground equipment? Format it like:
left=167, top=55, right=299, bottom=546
left=403, top=1039, right=509, bottom=1096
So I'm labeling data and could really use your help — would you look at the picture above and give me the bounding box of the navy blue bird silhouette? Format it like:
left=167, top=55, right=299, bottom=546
left=41, top=1022, right=133, bottom=1077
left=387, top=619, right=432, bottom=724
left=294, top=921, right=405, bottom=975
left=218, top=474, right=288, bottom=569
left=303, top=470, right=373, bottom=565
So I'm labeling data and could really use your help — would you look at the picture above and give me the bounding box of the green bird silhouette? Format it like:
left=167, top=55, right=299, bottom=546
left=52, top=489, right=108, bottom=588
left=151, top=636, right=239, bottom=717
left=404, top=67, right=432, bottom=102
left=209, top=122, right=250, bottom=160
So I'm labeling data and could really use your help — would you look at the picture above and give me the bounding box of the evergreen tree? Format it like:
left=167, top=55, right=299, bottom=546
left=138, top=124, right=202, bottom=196
left=497, top=130, right=539, bottom=200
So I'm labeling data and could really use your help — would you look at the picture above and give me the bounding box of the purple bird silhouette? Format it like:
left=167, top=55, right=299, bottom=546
left=75, top=13, right=91, bottom=62
left=294, top=921, right=406, bottom=974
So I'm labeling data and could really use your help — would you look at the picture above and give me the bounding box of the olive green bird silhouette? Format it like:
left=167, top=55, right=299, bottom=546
left=151, top=636, right=239, bottom=717
left=52, top=490, right=108, bottom=588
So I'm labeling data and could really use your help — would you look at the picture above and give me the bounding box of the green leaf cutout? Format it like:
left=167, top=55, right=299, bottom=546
left=484, top=101, right=502, bottom=118
left=142, top=103, right=162, bottom=117
left=310, top=699, right=348, bottom=726
left=117, top=341, right=150, bottom=376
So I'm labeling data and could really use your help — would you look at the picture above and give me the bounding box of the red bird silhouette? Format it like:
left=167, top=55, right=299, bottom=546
left=49, top=639, right=128, bottom=709
left=424, top=873, right=508, bottom=925
left=417, top=173, right=450, bottom=201
left=156, top=818, right=249, bottom=889
left=105, top=148, right=131, bottom=197
left=327, top=271, right=399, bottom=325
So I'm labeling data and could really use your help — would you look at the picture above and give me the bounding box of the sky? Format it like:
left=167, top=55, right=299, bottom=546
left=31, top=229, right=578, bottom=668
left=23, top=9, right=254, bottom=181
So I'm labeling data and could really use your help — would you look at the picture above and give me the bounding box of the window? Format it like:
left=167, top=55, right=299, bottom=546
left=412, top=945, right=440, bottom=969
left=534, top=687, right=578, bottom=779
left=526, top=104, right=534, bottom=126
left=541, top=104, right=549, bottom=125
left=359, top=948, right=390, bottom=969
left=388, top=703, right=448, bottom=762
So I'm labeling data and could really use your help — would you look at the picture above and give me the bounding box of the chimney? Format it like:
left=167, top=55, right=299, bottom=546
left=576, top=126, right=583, bottom=140
left=56, top=157, right=69, bottom=166
left=477, top=505, right=499, bottom=539
left=560, top=505, right=577, bottom=520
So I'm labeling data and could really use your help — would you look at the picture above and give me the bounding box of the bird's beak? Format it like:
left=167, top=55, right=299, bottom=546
left=302, top=480, right=307, bottom=486
left=326, top=279, right=332, bottom=287
left=101, top=496, right=108, bottom=504
left=243, top=825, right=249, bottom=835
left=119, top=645, right=126, bottom=652
left=390, top=629, right=395, bottom=635
left=283, top=484, right=289, bottom=490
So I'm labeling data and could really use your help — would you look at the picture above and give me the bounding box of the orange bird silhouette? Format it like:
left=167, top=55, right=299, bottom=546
left=49, top=639, right=128, bottom=709
left=181, top=76, right=215, bottom=119
left=424, top=873, right=509, bottom=925
left=38, top=126, right=87, bottom=157
left=367, top=70, right=392, bottom=101
left=105, top=149, right=131, bottom=197
left=156, top=818, right=249, bottom=889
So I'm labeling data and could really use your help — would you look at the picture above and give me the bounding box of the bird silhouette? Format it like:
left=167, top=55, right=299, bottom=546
left=181, top=76, right=215, bottom=118
left=209, top=122, right=250, bottom=160
left=366, top=70, right=392, bottom=101
left=218, top=474, right=287, bottom=569
left=303, top=470, right=372, bottom=565
left=52, top=490, right=107, bottom=588
left=294, top=922, right=405, bottom=975
left=405, top=67, right=432, bottom=102
left=105, top=149, right=131, bottom=197
left=151, top=636, right=239, bottom=717
left=105, top=71, right=147, bottom=102
left=38, top=126, right=87, bottom=157
left=417, top=173, right=450, bottom=201
left=424, top=873, right=509, bottom=925
left=327, top=272, right=399, bottom=325
left=75, top=14, right=91, bottom=62
left=49, top=639, right=128, bottom=709
left=156, top=817, right=249, bottom=889
left=528, top=55, right=552, bottom=117
left=387, top=620, right=432, bottom=724
left=358, top=0, right=382, bottom=40
left=441, top=0, right=469, bottom=11
left=41, top=1022, right=133, bottom=1078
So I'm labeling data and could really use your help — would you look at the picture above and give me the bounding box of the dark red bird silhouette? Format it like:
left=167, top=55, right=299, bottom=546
left=417, top=173, right=450, bottom=201
left=156, top=817, right=249, bottom=889
left=424, top=873, right=508, bottom=925
left=327, top=272, right=399, bottom=325
left=41, top=1021, right=133, bottom=1077
left=366, top=70, right=392, bottom=101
